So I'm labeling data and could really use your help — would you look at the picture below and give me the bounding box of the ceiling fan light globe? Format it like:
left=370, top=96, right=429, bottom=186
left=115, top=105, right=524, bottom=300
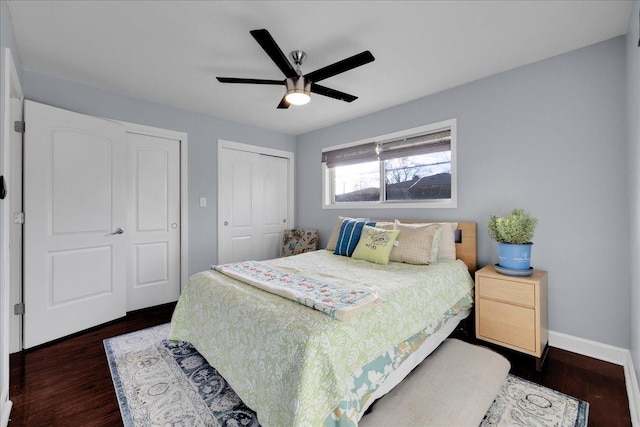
left=285, top=91, right=311, bottom=105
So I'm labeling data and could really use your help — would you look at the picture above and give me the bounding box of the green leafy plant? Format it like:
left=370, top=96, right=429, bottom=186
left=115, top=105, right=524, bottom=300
left=487, top=209, right=537, bottom=244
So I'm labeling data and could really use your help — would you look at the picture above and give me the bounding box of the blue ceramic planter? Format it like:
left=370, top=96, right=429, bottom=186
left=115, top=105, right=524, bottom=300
left=497, top=242, right=532, bottom=270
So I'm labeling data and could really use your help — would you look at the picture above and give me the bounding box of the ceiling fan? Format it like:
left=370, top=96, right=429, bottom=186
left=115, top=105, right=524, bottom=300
left=216, top=29, right=375, bottom=109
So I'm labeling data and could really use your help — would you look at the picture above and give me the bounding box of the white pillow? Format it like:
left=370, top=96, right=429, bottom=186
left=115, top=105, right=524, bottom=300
left=437, top=222, right=458, bottom=261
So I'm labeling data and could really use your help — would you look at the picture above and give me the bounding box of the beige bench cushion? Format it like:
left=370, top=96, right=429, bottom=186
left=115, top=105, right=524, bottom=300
left=360, top=339, right=510, bottom=427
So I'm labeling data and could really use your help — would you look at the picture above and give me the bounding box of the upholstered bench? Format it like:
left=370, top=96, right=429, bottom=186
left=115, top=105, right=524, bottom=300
left=360, top=339, right=510, bottom=427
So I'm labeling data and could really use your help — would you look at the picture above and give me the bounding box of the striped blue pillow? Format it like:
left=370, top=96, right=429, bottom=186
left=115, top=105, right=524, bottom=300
left=334, top=219, right=376, bottom=257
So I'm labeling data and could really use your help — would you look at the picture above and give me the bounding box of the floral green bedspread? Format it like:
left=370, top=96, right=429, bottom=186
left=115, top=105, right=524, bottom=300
left=168, top=251, right=474, bottom=427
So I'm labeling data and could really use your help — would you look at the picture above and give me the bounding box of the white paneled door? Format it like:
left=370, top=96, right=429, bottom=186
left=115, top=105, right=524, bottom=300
left=126, top=132, right=180, bottom=311
left=23, top=101, right=127, bottom=348
left=22, top=102, right=184, bottom=348
left=218, top=145, right=290, bottom=264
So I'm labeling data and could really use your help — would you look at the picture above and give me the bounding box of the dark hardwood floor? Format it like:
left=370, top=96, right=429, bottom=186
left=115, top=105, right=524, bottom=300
left=9, top=302, right=176, bottom=427
left=476, top=342, right=632, bottom=426
left=8, top=304, right=632, bottom=426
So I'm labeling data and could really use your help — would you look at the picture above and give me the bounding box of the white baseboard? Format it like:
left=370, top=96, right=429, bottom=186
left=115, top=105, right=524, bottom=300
left=624, top=351, right=640, bottom=427
left=549, top=330, right=628, bottom=365
left=549, top=330, right=640, bottom=426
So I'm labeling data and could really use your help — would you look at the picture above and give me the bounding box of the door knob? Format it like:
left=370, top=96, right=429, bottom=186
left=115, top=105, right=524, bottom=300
left=113, top=227, right=125, bottom=235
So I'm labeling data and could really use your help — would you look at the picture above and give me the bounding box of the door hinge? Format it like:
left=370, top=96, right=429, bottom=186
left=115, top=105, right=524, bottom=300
left=14, top=120, right=25, bottom=133
left=14, top=212, right=24, bottom=224
left=14, top=303, right=24, bottom=315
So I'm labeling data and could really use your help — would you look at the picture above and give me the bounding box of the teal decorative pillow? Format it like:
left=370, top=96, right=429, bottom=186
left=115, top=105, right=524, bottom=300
left=352, top=225, right=400, bottom=265
left=334, top=219, right=376, bottom=256
left=326, top=216, right=369, bottom=251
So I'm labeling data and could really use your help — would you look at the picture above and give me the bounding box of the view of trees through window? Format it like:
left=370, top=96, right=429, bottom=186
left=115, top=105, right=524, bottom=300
left=334, top=151, right=451, bottom=202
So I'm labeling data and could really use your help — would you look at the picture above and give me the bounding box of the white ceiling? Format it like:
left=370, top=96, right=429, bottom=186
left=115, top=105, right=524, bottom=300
left=6, top=0, right=632, bottom=136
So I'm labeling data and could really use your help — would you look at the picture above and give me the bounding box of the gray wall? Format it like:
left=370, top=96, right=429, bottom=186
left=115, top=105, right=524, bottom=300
left=296, top=36, right=630, bottom=348
left=627, top=0, right=640, bottom=384
left=22, top=71, right=296, bottom=274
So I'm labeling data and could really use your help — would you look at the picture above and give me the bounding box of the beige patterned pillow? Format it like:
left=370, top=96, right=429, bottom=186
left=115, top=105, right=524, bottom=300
left=389, top=222, right=443, bottom=265
left=393, top=220, right=457, bottom=261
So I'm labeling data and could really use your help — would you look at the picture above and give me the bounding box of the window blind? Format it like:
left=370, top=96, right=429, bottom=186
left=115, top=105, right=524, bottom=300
left=321, top=143, right=378, bottom=168
left=322, top=129, right=451, bottom=168
left=377, top=130, right=450, bottom=160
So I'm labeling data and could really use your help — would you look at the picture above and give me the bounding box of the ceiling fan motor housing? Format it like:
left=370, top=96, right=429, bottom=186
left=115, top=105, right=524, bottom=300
left=285, top=76, right=311, bottom=105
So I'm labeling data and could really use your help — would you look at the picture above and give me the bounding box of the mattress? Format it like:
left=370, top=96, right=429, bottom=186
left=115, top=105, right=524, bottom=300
left=168, top=250, right=474, bottom=427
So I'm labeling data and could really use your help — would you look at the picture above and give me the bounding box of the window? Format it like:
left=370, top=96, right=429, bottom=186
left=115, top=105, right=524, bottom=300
left=322, top=119, right=456, bottom=208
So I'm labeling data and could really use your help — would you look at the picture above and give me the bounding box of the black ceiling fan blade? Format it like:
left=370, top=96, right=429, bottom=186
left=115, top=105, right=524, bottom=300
left=250, top=29, right=298, bottom=79
left=217, top=77, right=284, bottom=85
left=311, top=84, right=358, bottom=103
left=277, top=96, right=291, bottom=109
left=304, top=51, right=375, bottom=83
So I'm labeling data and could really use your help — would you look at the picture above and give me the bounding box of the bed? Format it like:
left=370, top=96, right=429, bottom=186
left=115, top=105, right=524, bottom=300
left=168, top=220, right=477, bottom=427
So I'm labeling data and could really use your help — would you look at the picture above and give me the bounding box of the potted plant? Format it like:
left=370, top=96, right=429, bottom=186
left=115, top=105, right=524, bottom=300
left=487, top=209, right=537, bottom=271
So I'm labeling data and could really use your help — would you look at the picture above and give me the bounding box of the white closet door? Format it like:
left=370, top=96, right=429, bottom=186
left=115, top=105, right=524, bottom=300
left=218, top=147, right=290, bottom=264
left=23, top=100, right=127, bottom=348
left=126, top=132, right=181, bottom=311
left=218, top=148, right=260, bottom=264
left=260, top=155, right=288, bottom=260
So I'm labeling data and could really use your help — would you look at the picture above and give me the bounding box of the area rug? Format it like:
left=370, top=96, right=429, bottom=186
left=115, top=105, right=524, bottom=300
left=480, top=375, right=589, bottom=427
left=104, top=324, right=589, bottom=427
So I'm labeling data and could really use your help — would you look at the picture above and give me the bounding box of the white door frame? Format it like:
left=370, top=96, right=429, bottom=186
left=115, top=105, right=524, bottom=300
left=217, top=139, right=295, bottom=263
left=1, top=47, right=23, bottom=427
left=118, top=121, right=189, bottom=292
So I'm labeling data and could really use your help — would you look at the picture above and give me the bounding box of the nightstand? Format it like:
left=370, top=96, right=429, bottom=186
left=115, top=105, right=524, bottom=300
left=475, top=264, right=549, bottom=371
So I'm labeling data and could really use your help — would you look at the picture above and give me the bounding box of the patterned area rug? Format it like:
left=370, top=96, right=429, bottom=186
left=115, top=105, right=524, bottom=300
left=104, top=324, right=589, bottom=427
left=480, top=375, right=589, bottom=427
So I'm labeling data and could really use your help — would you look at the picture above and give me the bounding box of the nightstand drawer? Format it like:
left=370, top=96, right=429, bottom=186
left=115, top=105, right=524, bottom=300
left=478, top=298, right=536, bottom=352
left=478, top=276, right=534, bottom=307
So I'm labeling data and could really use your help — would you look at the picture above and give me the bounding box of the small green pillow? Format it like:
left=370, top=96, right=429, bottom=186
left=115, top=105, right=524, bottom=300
left=352, top=225, right=400, bottom=265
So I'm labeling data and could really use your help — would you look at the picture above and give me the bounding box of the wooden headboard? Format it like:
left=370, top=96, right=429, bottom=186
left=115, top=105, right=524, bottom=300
left=454, top=222, right=477, bottom=275
left=379, top=220, right=477, bottom=275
